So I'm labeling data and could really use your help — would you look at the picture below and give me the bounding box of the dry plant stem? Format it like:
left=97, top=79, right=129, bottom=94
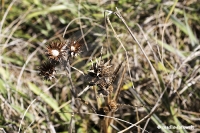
left=173, top=51, right=200, bottom=94
left=105, top=13, right=134, bottom=92
left=78, top=0, right=88, bottom=51
left=75, top=98, right=97, bottom=113
left=113, top=64, right=126, bottom=101
left=77, top=85, right=90, bottom=97
left=59, top=111, right=133, bottom=125
left=104, top=63, right=125, bottom=132
left=65, top=61, right=76, bottom=97
left=106, top=10, right=148, bottom=108
left=178, top=51, right=200, bottom=71
left=62, top=17, right=93, bottom=38
left=25, top=117, right=36, bottom=133
left=142, top=118, right=151, bottom=133
left=136, top=107, right=140, bottom=133
left=103, top=118, right=109, bottom=133
left=114, top=120, right=127, bottom=130
left=71, top=66, right=85, bottom=75
left=0, top=0, right=17, bottom=65
left=181, top=109, right=200, bottom=116
left=0, top=0, right=16, bottom=38
left=179, top=75, right=200, bottom=95
left=104, top=10, right=113, bottom=55
left=4, top=6, right=33, bottom=48
left=64, top=60, right=76, bottom=132
left=68, top=113, right=75, bottom=133
left=48, top=122, right=56, bottom=133
left=17, top=48, right=39, bottom=90
left=58, top=111, right=149, bottom=133
left=114, top=8, right=160, bottom=86
left=136, top=23, right=160, bottom=62
left=18, top=99, right=37, bottom=133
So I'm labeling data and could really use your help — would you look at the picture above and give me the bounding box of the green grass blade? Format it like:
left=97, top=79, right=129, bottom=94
left=28, top=82, right=71, bottom=121
left=184, top=13, right=199, bottom=46
left=153, top=37, right=186, bottom=58
left=171, top=106, right=188, bottom=133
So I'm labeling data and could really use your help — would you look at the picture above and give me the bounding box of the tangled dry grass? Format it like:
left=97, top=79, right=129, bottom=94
left=0, top=0, right=200, bottom=133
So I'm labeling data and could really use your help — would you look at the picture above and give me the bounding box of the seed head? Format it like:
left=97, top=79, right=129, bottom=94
left=39, top=61, right=56, bottom=80
left=67, top=39, right=82, bottom=58
left=45, top=40, right=66, bottom=62
left=88, top=59, right=112, bottom=78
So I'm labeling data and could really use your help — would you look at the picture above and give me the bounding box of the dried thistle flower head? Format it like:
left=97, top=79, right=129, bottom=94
left=88, top=61, right=123, bottom=96
left=39, top=61, right=56, bottom=80
left=88, top=59, right=112, bottom=78
left=67, top=39, right=82, bottom=58
left=45, top=40, right=67, bottom=62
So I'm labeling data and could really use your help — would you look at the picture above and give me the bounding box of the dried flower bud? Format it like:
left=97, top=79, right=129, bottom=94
left=67, top=39, right=82, bottom=58
left=39, top=61, right=56, bottom=80
left=45, top=40, right=67, bottom=62
left=88, top=59, right=112, bottom=78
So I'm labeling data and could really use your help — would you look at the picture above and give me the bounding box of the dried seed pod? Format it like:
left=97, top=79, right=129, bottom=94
left=88, top=59, right=112, bottom=78
left=45, top=40, right=67, bottom=62
left=39, top=61, right=56, bottom=80
left=88, top=61, right=123, bottom=96
left=67, top=39, right=82, bottom=58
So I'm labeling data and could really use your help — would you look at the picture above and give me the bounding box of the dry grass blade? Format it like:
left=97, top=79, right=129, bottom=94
left=113, top=62, right=125, bottom=101
left=114, top=8, right=160, bottom=86
left=68, top=113, right=75, bottom=133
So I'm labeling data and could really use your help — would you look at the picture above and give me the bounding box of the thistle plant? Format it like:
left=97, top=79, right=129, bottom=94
left=38, top=37, right=132, bottom=132
left=39, top=38, right=82, bottom=80
left=2, top=1, right=200, bottom=133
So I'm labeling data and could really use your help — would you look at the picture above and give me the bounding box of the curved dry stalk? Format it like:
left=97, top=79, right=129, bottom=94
left=17, top=47, right=39, bottom=90
left=78, top=0, right=88, bottom=51
left=62, top=17, right=93, bottom=38
left=113, top=62, right=126, bottom=101
left=142, top=118, right=151, bottom=133
left=136, top=23, right=160, bottom=62
left=18, top=99, right=37, bottom=133
left=114, top=8, right=160, bottom=86
left=0, top=0, right=17, bottom=36
left=105, top=9, right=150, bottom=109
